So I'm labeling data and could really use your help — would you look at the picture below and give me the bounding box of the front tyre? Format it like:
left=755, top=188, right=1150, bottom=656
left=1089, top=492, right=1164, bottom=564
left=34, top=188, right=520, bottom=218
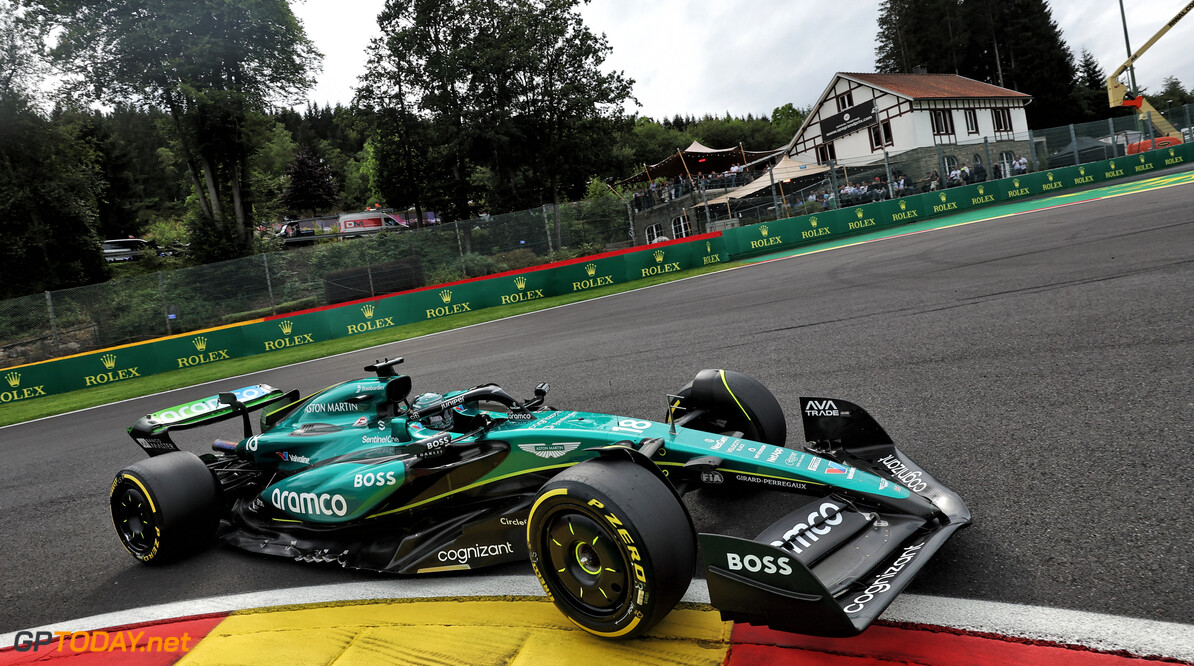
left=527, top=459, right=696, bottom=639
left=110, top=451, right=221, bottom=564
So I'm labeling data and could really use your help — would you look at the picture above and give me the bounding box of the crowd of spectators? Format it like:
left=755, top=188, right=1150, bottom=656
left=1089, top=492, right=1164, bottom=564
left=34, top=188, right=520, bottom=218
left=630, top=165, right=756, bottom=212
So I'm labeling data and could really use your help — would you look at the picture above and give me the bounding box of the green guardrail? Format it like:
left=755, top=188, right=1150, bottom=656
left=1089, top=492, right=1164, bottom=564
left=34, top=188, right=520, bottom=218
left=3, top=141, right=1191, bottom=406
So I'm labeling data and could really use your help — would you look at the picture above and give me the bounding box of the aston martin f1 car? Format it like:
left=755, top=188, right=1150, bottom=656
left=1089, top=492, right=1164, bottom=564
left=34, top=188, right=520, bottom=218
left=111, top=357, right=970, bottom=639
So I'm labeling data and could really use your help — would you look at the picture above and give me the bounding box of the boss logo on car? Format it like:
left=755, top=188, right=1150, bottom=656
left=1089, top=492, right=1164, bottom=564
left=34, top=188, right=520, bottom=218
left=354, top=471, right=398, bottom=487
left=726, top=552, right=794, bottom=576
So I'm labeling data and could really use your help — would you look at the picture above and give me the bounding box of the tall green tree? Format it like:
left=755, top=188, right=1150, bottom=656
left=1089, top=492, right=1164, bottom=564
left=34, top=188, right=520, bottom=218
left=30, top=0, right=320, bottom=261
left=356, top=0, right=633, bottom=239
left=282, top=147, right=340, bottom=217
left=875, top=0, right=1081, bottom=128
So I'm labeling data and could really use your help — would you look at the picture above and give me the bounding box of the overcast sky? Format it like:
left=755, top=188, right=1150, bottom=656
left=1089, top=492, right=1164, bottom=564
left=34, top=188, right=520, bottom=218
left=291, top=0, right=1194, bottom=120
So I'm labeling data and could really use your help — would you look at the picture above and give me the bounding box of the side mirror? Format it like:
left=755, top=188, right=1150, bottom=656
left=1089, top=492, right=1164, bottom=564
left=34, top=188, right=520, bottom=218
left=386, top=375, right=412, bottom=405
left=534, top=382, right=549, bottom=398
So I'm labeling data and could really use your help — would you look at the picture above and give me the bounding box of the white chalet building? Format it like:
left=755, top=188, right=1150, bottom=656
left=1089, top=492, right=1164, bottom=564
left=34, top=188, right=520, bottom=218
left=788, top=73, right=1032, bottom=179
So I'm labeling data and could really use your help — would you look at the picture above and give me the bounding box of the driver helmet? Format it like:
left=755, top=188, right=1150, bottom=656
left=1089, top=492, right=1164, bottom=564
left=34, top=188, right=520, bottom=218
left=411, top=392, right=451, bottom=430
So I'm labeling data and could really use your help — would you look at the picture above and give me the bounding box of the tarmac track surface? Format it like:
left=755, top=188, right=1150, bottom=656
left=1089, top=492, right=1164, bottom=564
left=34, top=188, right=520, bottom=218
left=1, top=179, right=1192, bottom=637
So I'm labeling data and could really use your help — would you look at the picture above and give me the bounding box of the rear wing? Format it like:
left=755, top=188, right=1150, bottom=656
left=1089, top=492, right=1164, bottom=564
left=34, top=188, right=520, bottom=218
left=126, top=384, right=287, bottom=457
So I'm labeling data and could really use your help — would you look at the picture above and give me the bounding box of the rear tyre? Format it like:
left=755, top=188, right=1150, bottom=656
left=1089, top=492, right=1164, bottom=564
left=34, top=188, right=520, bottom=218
left=527, top=459, right=695, bottom=638
left=667, top=369, right=787, bottom=446
left=110, top=451, right=221, bottom=564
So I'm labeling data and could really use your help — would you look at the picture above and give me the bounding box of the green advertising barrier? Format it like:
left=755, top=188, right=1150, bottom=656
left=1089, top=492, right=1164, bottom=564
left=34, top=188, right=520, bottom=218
left=152, top=325, right=253, bottom=375
left=52, top=343, right=163, bottom=394
left=1067, top=162, right=1105, bottom=188
left=692, top=234, right=729, bottom=268
left=819, top=205, right=879, bottom=238
left=410, top=279, right=495, bottom=324
left=1159, top=143, right=1192, bottom=169
left=1, top=360, right=65, bottom=407
left=243, top=310, right=334, bottom=356
left=325, top=296, right=413, bottom=340
left=870, top=195, right=929, bottom=229
left=486, top=268, right=558, bottom=308
left=556, top=253, right=627, bottom=296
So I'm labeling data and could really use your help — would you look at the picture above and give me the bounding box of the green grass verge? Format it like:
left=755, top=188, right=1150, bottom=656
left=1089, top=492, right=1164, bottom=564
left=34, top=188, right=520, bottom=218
left=0, top=261, right=741, bottom=427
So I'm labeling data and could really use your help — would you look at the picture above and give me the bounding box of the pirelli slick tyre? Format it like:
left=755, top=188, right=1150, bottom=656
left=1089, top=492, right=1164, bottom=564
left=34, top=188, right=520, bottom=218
left=110, top=451, right=221, bottom=564
left=527, top=459, right=696, bottom=639
left=667, top=369, right=787, bottom=447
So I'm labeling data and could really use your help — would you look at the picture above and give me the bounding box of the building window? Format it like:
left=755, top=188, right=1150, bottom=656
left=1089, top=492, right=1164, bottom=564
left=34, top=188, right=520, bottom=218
left=836, top=92, right=854, bottom=112
left=930, top=110, right=955, bottom=136
left=645, top=223, right=663, bottom=244
left=671, top=215, right=691, bottom=239
left=815, top=142, right=837, bottom=165
left=944, top=155, right=959, bottom=171
left=992, top=108, right=1013, bottom=132
left=869, top=120, right=893, bottom=150
left=998, top=150, right=1016, bottom=178
left=964, top=109, right=978, bottom=134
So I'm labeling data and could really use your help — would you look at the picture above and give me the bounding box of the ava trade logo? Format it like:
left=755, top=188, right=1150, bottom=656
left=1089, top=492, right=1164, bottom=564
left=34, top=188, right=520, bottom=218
left=571, top=262, right=613, bottom=292
left=641, top=249, right=680, bottom=278
left=1, top=371, right=47, bottom=404
left=265, top=319, right=315, bottom=351
left=177, top=335, right=230, bottom=368
left=426, top=288, right=472, bottom=320
left=347, top=303, right=395, bottom=335
left=501, top=275, right=545, bottom=305
left=84, top=353, right=141, bottom=387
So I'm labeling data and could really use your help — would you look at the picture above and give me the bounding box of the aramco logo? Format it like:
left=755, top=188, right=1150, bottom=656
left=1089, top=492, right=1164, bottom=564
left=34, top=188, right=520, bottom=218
left=361, top=304, right=375, bottom=319
left=439, top=289, right=453, bottom=304
left=584, top=263, right=597, bottom=277
left=192, top=336, right=207, bottom=352
left=279, top=320, right=294, bottom=335
left=513, top=276, right=527, bottom=290
left=653, top=250, right=665, bottom=264
left=101, top=353, right=117, bottom=370
left=5, top=372, right=19, bottom=388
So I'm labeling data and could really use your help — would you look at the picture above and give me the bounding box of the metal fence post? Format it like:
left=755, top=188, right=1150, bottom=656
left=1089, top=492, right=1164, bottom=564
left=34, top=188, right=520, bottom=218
left=1108, top=117, right=1117, bottom=157
left=1069, top=123, right=1080, bottom=167
left=262, top=251, right=276, bottom=315
left=1185, top=103, right=1192, bottom=134
left=158, top=271, right=171, bottom=335
left=625, top=201, right=635, bottom=245
left=983, top=137, right=994, bottom=176
left=935, top=144, right=946, bottom=186
left=1027, top=130, right=1039, bottom=172
left=883, top=150, right=894, bottom=198
left=362, top=242, right=376, bottom=296
left=44, top=291, right=60, bottom=352
left=1146, top=111, right=1155, bottom=144
left=454, top=220, right=467, bottom=277
left=827, top=160, right=839, bottom=208
left=767, top=164, right=779, bottom=218
left=541, top=204, right=554, bottom=261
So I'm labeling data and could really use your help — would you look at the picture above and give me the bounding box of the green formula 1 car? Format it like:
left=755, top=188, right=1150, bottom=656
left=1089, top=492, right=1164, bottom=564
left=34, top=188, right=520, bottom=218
left=110, top=357, right=970, bottom=638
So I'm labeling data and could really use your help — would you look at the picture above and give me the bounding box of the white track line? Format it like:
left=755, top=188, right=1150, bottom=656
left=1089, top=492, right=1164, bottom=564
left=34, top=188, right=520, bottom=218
left=2, top=576, right=1191, bottom=661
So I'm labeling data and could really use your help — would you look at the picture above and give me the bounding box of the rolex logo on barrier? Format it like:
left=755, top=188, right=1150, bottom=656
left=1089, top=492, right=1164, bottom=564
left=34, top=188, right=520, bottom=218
left=1169, top=148, right=1176, bottom=157
left=1013, top=178, right=1020, bottom=187
left=427, top=288, right=471, bottom=319
left=1109, top=160, right=1116, bottom=169
left=1135, top=152, right=1156, bottom=173
left=1008, top=177, right=1029, bottom=198
left=1, top=370, right=46, bottom=404
left=899, top=199, right=907, bottom=210
left=1042, top=171, right=1062, bottom=190
left=86, top=352, right=141, bottom=387
left=179, top=335, right=229, bottom=368
left=1139, top=155, right=1146, bottom=163
left=933, top=191, right=957, bottom=214
left=978, top=185, right=985, bottom=194
left=1075, top=164, right=1094, bottom=184
left=972, top=182, right=994, bottom=205
left=1079, top=167, right=1086, bottom=175
left=573, top=262, right=613, bottom=292
left=642, top=248, right=680, bottom=278
left=348, top=302, right=394, bottom=335
left=752, top=223, right=783, bottom=249
left=503, top=275, right=542, bottom=305
left=855, top=208, right=864, bottom=219
left=1164, top=147, right=1184, bottom=166
left=1106, top=159, right=1124, bottom=178
left=807, top=214, right=834, bottom=237
left=892, top=196, right=917, bottom=222
left=266, top=319, right=314, bottom=351
left=706, top=241, right=712, bottom=253
left=939, top=192, right=947, bottom=202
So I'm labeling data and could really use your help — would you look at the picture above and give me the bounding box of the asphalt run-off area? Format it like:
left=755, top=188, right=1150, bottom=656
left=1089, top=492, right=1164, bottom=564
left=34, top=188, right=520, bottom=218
left=2, top=169, right=1193, bottom=665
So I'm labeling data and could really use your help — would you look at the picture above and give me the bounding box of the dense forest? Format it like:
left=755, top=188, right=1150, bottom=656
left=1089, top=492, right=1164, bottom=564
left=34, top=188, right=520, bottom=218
left=1, top=0, right=1191, bottom=299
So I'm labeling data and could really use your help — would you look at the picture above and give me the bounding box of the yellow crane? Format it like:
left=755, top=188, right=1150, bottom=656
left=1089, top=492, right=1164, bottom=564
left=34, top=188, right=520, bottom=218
left=1106, top=0, right=1194, bottom=141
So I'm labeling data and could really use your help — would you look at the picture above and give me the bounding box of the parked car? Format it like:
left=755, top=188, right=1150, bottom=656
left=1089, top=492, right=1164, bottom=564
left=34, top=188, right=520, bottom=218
left=102, top=238, right=151, bottom=262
